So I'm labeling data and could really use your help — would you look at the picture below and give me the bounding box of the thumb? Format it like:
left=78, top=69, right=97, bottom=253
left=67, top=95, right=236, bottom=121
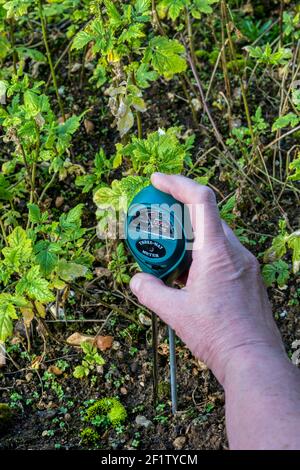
left=130, top=273, right=185, bottom=326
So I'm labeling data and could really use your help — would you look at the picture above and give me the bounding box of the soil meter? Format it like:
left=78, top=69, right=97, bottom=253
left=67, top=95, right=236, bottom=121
left=125, top=185, right=193, bottom=414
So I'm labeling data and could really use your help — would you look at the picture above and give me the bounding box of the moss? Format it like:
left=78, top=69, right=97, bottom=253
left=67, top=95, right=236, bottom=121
left=84, top=397, right=127, bottom=428
left=80, top=427, right=100, bottom=446
left=0, top=403, right=13, bottom=431
left=158, top=381, right=170, bottom=399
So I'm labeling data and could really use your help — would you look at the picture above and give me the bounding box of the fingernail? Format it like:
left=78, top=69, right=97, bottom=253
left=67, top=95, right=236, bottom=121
left=130, top=277, right=141, bottom=294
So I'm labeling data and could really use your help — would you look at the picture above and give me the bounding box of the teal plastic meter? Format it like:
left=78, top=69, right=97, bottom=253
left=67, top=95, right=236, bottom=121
left=125, top=185, right=192, bottom=283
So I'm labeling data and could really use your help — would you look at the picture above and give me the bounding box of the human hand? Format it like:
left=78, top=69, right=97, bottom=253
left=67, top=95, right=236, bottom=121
left=129, top=173, right=284, bottom=385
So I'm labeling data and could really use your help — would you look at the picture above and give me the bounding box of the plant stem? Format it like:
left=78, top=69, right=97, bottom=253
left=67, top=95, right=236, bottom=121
left=38, top=171, right=57, bottom=203
left=38, top=0, right=65, bottom=119
left=220, top=1, right=231, bottom=100
left=180, top=76, right=199, bottom=128
left=185, top=7, right=196, bottom=66
left=222, top=1, right=255, bottom=144
left=9, top=18, right=17, bottom=74
left=151, top=0, right=165, bottom=36
left=0, top=218, right=7, bottom=245
left=187, top=53, right=226, bottom=148
left=136, top=111, right=142, bottom=138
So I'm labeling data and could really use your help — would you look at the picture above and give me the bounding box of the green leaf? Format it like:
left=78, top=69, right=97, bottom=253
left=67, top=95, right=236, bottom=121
left=0, top=293, right=27, bottom=342
left=60, top=204, right=84, bottom=227
left=272, top=113, right=300, bottom=131
left=145, top=36, right=187, bottom=78
left=16, top=47, right=46, bottom=62
left=135, top=0, right=151, bottom=15
left=58, top=115, right=81, bottom=136
left=27, top=203, right=41, bottom=224
left=56, top=259, right=88, bottom=281
left=159, top=0, right=185, bottom=20
left=16, top=265, right=55, bottom=303
left=72, top=31, right=94, bottom=50
left=135, top=63, right=158, bottom=88
left=73, top=365, right=89, bottom=379
left=220, top=195, right=236, bottom=223
left=262, top=260, right=290, bottom=287
left=105, top=0, right=122, bottom=27
left=288, top=232, right=300, bottom=274
left=24, top=90, right=41, bottom=116
left=94, top=176, right=148, bottom=210
left=289, top=153, right=300, bottom=181
left=34, top=240, right=59, bottom=277
left=2, top=227, right=32, bottom=272
left=193, top=0, right=219, bottom=15
left=0, top=36, right=10, bottom=60
left=122, top=127, right=192, bottom=175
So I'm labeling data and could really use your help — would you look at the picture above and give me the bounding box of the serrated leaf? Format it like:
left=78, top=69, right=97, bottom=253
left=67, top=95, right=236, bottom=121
left=27, top=203, right=41, bottom=224
left=193, top=0, right=219, bottom=14
left=262, top=260, right=290, bottom=287
left=105, top=0, right=122, bottom=27
left=220, top=195, right=236, bottom=223
left=2, top=227, right=32, bottom=272
left=145, top=36, right=187, bottom=78
left=72, top=31, right=94, bottom=50
left=135, top=0, right=150, bottom=15
left=94, top=176, right=147, bottom=210
left=159, top=0, right=185, bottom=20
left=272, top=113, right=300, bottom=131
left=16, top=47, right=46, bottom=62
left=24, top=90, right=41, bottom=116
left=135, top=63, right=158, bottom=88
left=34, top=240, right=58, bottom=277
left=16, top=265, right=54, bottom=303
left=0, top=294, right=21, bottom=342
left=56, top=259, right=88, bottom=281
left=73, top=365, right=89, bottom=379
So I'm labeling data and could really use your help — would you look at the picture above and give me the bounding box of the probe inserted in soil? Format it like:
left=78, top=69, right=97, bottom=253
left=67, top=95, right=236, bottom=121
left=125, top=185, right=193, bottom=414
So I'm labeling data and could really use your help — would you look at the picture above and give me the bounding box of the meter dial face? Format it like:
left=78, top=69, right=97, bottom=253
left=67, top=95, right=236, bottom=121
left=131, top=206, right=174, bottom=239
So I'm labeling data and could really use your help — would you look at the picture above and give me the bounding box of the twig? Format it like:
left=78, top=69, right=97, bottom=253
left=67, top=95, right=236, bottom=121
left=38, top=0, right=65, bottom=119
left=264, top=125, right=300, bottom=150
left=186, top=53, right=226, bottom=149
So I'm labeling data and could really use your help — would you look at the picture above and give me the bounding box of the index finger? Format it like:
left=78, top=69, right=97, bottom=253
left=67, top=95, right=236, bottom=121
left=151, top=173, right=224, bottom=242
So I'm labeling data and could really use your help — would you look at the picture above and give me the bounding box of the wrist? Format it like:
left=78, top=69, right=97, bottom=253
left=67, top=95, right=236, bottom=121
left=221, top=341, right=287, bottom=388
left=203, top=318, right=286, bottom=386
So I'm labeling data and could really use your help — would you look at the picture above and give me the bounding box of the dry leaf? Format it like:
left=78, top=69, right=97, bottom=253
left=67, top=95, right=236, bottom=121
left=31, top=356, right=42, bottom=370
left=35, top=300, right=46, bottom=318
left=138, top=312, right=151, bottom=326
left=158, top=343, right=169, bottom=356
left=96, top=335, right=113, bottom=351
left=84, top=119, right=95, bottom=134
left=48, top=365, right=63, bottom=376
left=66, top=332, right=94, bottom=347
left=70, top=63, right=81, bottom=73
left=0, top=342, right=6, bottom=367
left=55, top=196, right=64, bottom=208
left=94, top=267, right=111, bottom=278
left=21, top=307, right=34, bottom=328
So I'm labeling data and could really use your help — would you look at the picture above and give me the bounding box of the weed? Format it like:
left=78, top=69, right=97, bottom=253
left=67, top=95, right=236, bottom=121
left=73, top=341, right=105, bottom=379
